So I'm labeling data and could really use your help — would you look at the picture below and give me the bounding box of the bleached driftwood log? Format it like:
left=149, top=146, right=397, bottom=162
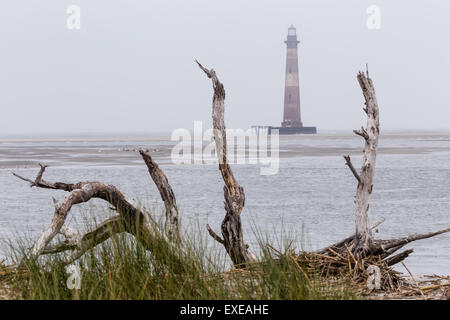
left=13, top=151, right=183, bottom=269
left=196, top=60, right=256, bottom=267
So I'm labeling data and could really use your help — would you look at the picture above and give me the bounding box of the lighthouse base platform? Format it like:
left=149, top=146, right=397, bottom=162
left=251, top=126, right=317, bottom=135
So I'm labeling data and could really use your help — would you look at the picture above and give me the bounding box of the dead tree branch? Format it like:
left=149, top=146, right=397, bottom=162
left=349, top=69, right=380, bottom=251
left=374, top=227, right=450, bottom=253
left=14, top=162, right=186, bottom=271
left=384, top=249, right=414, bottom=267
left=196, top=60, right=255, bottom=266
left=353, top=127, right=369, bottom=140
left=206, top=224, right=225, bottom=245
left=42, top=216, right=124, bottom=264
left=344, top=155, right=362, bottom=184
left=140, top=149, right=180, bottom=240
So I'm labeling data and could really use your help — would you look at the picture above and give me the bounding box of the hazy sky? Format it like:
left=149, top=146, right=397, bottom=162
left=1, top=0, right=449, bottom=135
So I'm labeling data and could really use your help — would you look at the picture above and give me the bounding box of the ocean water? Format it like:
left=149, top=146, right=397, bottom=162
left=1, top=131, right=450, bottom=275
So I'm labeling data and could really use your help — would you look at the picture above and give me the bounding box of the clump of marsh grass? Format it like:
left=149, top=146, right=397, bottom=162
left=2, top=208, right=357, bottom=300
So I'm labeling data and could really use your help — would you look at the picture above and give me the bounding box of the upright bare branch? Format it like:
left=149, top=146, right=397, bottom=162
left=346, top=68, right=380, bottom=252
left=196, top=60, right=255, bottom=266
left=140, top=149, right=179, bottom=240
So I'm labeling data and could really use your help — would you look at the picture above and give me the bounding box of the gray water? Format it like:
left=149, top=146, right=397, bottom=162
left=1, top=131, right=450, bottom=275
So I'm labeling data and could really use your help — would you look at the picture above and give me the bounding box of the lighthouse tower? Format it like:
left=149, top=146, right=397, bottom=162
left=251, top=25, right=316, bottom=135
left=282, top=25, right=302, bottom=128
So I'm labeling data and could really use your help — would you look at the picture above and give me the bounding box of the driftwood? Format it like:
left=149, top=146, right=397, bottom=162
left=140, top=150, right=180, bottom=240
left=13, top=60, right=257, bottom=270
left=313, top=68, right=450, bottom=290
left=344, top=68, right=380, bottom=251
left=13, top=151, right=184, bottom=270
left=11, top=62, right=450, bottom=292
left=196, top=60, right=256, bottom=267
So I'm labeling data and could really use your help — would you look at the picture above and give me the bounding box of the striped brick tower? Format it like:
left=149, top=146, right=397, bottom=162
left=251, top=25, right=316, bottom=135
left=282, top=25, right=302, bottom=128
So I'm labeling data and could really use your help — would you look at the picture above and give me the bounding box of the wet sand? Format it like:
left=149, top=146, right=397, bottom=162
left=2, top=131, right=450, bottom=169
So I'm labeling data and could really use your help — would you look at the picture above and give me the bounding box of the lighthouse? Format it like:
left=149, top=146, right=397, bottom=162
left=252, top=25, right=317, bottom=135
left=278, top=25, right=316, bottom=134
left=282, top=25, right=302, bottom=128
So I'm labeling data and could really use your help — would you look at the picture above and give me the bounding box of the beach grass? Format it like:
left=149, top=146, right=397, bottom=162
left=0, top=213, right=357, bottom=300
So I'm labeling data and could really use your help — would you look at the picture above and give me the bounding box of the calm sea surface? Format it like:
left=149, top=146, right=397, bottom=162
left=1, top=131, right=450, bottom=275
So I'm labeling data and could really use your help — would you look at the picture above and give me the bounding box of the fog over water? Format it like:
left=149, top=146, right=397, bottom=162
left=1, top=1, right=450, bottom=134
left=1, top=131, right=450, bottom=275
